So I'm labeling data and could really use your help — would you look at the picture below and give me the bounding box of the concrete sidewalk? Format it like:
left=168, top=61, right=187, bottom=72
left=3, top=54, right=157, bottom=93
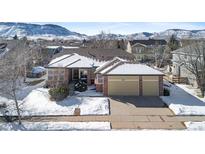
left=15, top=114, right=205, bottom=130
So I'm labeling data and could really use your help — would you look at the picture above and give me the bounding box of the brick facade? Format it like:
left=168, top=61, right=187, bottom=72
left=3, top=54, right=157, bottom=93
left=96, top=84, right=103, bottom=92
left=87, top=69, right=91, bottom=85
left=159, top=76, right=163, bottom=96
left=139, top=76, right=143, bottom=96
left=103, top=76, right=108, bottom=96
left=47, top=68, right=70, bottom=87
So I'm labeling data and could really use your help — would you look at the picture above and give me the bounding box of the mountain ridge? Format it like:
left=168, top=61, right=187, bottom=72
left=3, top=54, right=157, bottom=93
left=1, top=22, right=205, bottom=40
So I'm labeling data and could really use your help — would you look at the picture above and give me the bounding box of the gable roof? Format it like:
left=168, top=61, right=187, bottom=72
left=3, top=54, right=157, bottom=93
left=95, top=57, right=127, bottom=74
left=130, top=39, right=167, bottom=46
left=47, top=53, right=106, bottom=68
left=96, top=57, right=163, bottom=76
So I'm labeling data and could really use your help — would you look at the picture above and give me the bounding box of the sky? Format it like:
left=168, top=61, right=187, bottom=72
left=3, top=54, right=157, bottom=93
left=34, top=22, right=205, bottom=35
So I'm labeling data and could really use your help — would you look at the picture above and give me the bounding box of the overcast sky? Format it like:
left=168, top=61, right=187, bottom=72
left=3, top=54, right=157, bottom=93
left=34, top=22, right=205, bottom=35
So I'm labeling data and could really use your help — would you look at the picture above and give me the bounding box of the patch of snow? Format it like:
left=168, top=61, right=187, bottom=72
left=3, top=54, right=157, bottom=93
left=185, top=121, right=205, bottom=131
left=0, top=122, right=111, bottom=131
left=74, top=85, right=103, bottom=97
left=0, top=88, right=109, bottom=116
left=16, top=79, right=45, bottom=100
left=161, top=83, right=205, bottom=115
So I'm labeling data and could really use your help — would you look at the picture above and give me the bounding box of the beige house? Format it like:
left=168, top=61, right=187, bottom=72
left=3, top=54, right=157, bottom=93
left=126, top=39, right=167, bottom=61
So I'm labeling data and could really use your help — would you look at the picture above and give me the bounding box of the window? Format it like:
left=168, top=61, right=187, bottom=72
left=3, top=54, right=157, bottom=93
left=59, top=75, right=64, bottom=81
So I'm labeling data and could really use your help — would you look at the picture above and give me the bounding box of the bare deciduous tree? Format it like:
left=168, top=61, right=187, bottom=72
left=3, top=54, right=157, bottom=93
left=179, top=42, right=205, bottom=97
left=0, top=39, right=35, bottom=124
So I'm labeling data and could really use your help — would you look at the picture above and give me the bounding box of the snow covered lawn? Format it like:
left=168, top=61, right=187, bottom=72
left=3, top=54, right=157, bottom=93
left=0, top=88, right=109, bottom=116
left=161, top=82, right=205, bottom=115
left=0, top=122, right=111, bottom=131
left=74, top=85, right=103, bottom=97
left=185, top=122, right=205, bottom=131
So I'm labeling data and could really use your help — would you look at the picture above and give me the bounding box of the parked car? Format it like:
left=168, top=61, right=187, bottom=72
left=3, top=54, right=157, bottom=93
left=27, top=66, right=46, bottom=78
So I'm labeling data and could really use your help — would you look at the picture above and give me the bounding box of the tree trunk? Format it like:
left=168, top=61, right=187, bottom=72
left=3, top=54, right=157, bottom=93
left=23, top=65, right=27, bottom=83
left=13, top=91, right=22, bottom=125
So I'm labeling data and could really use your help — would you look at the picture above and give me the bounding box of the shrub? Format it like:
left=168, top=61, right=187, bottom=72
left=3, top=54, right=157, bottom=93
left=164, top=88, right=170, bottom=96
left=49, top=86, right=69, bottom=101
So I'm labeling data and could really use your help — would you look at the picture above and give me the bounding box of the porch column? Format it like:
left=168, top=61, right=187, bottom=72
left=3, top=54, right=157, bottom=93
left=87, top=69, right=91, bottom=85
left=139, top=76, right=143, bottom=96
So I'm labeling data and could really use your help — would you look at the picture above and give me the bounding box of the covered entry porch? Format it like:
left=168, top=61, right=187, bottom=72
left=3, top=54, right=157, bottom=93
left=69, top=68, right=95, bottom=85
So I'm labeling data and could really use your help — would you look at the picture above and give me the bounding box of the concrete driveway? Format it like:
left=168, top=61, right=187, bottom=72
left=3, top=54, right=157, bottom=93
left=109, top=96, right=174, bottom=116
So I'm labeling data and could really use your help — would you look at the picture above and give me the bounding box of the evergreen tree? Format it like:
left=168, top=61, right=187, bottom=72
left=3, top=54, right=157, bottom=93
left=168, top=35, right=180, bottom=51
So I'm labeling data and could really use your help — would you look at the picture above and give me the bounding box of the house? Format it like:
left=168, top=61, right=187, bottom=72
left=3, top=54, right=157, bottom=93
left=55, top=48, right=136, bottom=61
left=126, top=39, right=167, bottom=61
left=171, top=46, right=198, bottom=86
left=46, top=53, right=164, bottom=96
left=95, top=58, right=164, bottom=96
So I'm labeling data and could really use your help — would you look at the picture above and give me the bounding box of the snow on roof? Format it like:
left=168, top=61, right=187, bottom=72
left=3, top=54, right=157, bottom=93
left=105, top=63, right=164, bottom=75
left=95, top=57, right=127, bottom=73
left=48, top=53, right=106, bottom=68
left=49, top=54, right=72, bottom=65
left=46, top=46, right=79, bottom=49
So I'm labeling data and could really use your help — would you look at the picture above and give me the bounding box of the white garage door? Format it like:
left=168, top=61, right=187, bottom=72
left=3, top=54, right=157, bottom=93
left=142, top=76, right=159, bottom=96
left=108, top=76, right=139, bottom=96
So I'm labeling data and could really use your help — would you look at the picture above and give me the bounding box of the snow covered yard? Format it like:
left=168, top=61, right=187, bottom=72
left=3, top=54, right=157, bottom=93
left=0, top=122, right=111, bottom=131
left=185, top=122, right=205, bottom=131
left=161, top=82, right=205, bottom=115
left=74, top=85, right=103, bottom=97
left=0, top=88, right=109, bottom=116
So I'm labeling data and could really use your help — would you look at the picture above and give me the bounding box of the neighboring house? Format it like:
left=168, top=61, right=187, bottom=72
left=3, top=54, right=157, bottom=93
left=46, top=53, right=164, bottom=96
left=126, top=39, right=167, bottom=61
left=172, top=47, right=198, bottom=86
left=45, top=46, right=79, bottom=55
left=95, top=58, right=164, bottom=96
left=53, top=48, right=136, bottom=61
left=27, top=66, right=46, bottom=78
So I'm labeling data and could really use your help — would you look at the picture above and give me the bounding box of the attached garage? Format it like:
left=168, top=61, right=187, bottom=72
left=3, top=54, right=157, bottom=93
left=95, top=58, right=164, bottom=97
left=108, top=76, right=139, bottom=96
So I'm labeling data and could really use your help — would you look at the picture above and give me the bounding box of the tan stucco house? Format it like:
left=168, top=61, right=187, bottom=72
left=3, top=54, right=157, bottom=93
left=46, top=53, right=164, bottom=96
left=126, top=39, right=167, bottom=61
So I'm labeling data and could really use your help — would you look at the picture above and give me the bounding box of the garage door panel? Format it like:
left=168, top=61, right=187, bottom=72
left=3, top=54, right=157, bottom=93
left=143, top=81, right=159, bottom=96
left=108, top=76, right=139, bottom=96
